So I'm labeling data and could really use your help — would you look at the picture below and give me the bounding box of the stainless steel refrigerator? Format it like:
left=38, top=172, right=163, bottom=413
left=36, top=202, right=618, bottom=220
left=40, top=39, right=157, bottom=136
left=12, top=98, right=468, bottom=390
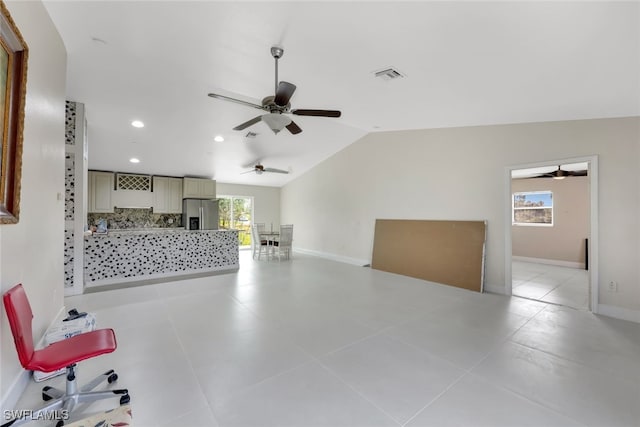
left=182, top=199, right=219, bottom=230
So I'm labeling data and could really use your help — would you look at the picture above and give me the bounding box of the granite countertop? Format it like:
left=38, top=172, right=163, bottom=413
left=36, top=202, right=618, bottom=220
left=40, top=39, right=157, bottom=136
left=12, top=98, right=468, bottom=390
left=86, top=228, right=237, bottom=236
left=108, top=227, right=185, bottom=232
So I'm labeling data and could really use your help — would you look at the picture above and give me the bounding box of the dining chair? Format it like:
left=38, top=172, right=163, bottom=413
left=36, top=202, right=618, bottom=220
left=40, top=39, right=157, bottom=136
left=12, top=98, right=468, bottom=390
left=251, top=224, right=270, bottom=260
left=2, top=284, right=130, bottom=427
left=273, top=224, right=293, bottom=261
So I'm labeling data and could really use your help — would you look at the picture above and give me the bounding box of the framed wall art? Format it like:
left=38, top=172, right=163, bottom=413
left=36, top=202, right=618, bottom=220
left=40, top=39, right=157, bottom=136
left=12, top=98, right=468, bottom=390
left=0, top=0, right=27, bottom=224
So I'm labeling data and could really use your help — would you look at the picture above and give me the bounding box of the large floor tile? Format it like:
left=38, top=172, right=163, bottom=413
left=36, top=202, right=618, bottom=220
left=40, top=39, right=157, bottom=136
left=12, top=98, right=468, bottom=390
left=511, top=307, right=640, bottom=382
left=157, top=403, right=219, bottom=427
left=188, top=329, right=311, bottom=406
left=512, top=261, right=589, bottom=310
left=385, top=305, right=528, bottom=370
left=321, top=334, right=464, bottom=424
left=259, top=309, right=379, bottom=357
left=212, top=361, right=399, bottom=427
left=406, top=374, right=582, bottom=427
left=472, top=341, right=640, bottom=426
left=89, top=298, right=170, bottom=332
left=9, top=253, right=630, bottom=427
left=119, top=360, right=209, bottom=427
left=512, top=282, right=555, bottom=300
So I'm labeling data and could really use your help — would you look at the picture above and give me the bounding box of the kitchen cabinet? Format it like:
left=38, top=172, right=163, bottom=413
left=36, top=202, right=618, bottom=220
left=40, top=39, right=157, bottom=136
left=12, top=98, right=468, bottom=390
left=153, top=176, right=183, bottom=213
left=88, top=171, right=114, bottom=213
left=183, top=177, right=216, bottom=199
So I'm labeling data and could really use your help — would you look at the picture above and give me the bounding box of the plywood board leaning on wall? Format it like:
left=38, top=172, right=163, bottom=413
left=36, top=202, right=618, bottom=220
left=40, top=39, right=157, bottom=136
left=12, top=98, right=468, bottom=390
left=371, top=219, right=487, bottom=292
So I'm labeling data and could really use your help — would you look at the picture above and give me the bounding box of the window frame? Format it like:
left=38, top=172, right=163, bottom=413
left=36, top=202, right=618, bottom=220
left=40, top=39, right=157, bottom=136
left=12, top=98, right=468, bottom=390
left=512, top=190, right=554, bottom=227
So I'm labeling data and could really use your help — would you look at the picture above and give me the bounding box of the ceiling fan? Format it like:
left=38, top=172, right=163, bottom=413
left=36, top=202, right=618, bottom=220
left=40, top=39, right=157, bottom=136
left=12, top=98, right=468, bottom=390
left=241, top=164, right=289, bottom=175
left=208, top=46, right=341, bottom=135
left=540, top=166, right=588, bottom=179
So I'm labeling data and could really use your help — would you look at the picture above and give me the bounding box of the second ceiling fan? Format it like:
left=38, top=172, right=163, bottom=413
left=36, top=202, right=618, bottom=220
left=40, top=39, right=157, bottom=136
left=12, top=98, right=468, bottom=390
left=242, top=164, right=289, bottom=175
left=208, top=46, right=341, bottom=135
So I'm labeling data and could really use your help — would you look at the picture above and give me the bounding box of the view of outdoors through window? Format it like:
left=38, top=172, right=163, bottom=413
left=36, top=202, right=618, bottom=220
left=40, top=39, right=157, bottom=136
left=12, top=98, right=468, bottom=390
left=218, top=196, right=253, bottom=246
left=513, top=191, right=553, bottom=225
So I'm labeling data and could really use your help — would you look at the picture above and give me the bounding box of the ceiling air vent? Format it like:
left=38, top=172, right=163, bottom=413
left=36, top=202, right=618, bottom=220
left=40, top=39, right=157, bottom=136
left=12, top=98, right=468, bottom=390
left=374, top=67, right=405, bottom=81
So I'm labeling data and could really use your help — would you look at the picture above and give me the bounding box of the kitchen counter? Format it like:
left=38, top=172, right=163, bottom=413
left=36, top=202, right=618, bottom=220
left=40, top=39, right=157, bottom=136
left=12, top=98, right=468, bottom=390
left=89, top=227, right=190, bottom=235
left=84, top=228, right=238, bottom=287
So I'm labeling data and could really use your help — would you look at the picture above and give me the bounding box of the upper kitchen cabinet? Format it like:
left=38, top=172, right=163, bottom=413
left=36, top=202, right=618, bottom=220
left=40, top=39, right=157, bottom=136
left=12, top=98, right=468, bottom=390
left=183, top=177, right=216, bottom=199
left=88, top=171, right=114, bottom=213
left=153, top=176, right=183, bottom=213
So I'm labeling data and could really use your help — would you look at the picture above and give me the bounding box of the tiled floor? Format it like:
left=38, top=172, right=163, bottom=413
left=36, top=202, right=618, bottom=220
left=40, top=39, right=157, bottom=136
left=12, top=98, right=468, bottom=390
left=13, top=252, right=640, bottom=426
left=512, top=260, right=590, bottom=310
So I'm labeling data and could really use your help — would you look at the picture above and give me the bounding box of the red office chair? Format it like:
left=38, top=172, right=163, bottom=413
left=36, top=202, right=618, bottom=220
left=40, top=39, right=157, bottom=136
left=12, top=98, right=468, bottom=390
left=2, top=284, right=129, bottom=427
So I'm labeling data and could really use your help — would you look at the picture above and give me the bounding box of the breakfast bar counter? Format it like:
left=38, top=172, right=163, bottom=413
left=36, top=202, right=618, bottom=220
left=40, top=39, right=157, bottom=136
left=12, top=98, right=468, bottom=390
left=84, top=229, right=239, bottom=287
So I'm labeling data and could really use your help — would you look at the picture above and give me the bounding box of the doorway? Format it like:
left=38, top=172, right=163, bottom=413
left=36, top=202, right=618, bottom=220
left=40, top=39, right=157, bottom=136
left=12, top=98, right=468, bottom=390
left=218, top=195, right=254, bottom=249
left=504, top=156, right=599, bottom=312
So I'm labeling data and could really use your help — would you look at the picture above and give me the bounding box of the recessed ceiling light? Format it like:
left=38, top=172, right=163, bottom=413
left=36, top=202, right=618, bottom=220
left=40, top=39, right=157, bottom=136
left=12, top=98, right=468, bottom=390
left=131, top=120, right=144, bottom=128
left=214, top=135, right=224, bottom=142
left=129, top=158, right=140, bottom=164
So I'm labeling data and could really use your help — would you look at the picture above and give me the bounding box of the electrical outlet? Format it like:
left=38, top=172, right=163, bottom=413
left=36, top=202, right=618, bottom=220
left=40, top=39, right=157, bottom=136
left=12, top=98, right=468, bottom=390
left=608, top=281, right=618, bottom=292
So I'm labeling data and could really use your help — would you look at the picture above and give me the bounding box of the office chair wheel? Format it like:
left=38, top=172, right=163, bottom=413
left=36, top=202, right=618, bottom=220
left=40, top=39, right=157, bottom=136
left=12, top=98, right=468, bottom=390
left=107, top=373, right=118, bottom=383
left=120, top=393, right=130, bottom=405
left=42, top=385, right=56, bottom=401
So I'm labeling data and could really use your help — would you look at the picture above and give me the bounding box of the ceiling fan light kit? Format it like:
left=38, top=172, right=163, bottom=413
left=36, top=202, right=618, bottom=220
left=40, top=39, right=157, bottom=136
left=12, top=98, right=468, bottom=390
left=552, top=172, right=567, bottom=180
left=262, top=113, right=292, bottom=134
left=208, top=46, right=341, bottom=135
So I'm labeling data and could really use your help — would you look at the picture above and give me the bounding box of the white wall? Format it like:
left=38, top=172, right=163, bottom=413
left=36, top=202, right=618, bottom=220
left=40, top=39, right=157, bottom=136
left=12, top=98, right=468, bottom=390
left=281, top=117, right=640, bottom=314
left=216, top=182, right=280, bottom=229
left=0, top=0, right=66, bottom=408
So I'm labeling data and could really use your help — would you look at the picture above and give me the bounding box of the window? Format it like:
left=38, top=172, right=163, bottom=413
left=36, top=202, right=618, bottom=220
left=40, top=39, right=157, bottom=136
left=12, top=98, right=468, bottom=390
left=512, top=191, right=553, bottom=226
left=218, top=196, right=253, bottom=247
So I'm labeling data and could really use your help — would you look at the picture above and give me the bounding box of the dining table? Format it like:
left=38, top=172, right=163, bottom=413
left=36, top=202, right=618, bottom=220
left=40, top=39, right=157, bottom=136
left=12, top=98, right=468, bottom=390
left=259, top=231, right=280, bottom=258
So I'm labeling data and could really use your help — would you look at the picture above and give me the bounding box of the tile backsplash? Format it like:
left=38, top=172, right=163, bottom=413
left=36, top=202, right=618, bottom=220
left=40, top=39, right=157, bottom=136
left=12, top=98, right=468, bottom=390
left=88, top=208, right=182, bottom=230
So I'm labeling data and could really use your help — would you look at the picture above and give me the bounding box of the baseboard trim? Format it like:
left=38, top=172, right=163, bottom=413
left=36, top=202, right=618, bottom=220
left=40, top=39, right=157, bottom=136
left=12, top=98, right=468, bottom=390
left=0, top=369, right=30, bottom=414
left=484, top=283, right=506, bottom=295
left=597, top=304, right=640, bottom=323
left=512, top=256, right=585, bottom=270
left=293, top=247, right=369, bottom=267
left=1, top=306, right=66, bottom=412
left=85, top=265, right=238, bottom=288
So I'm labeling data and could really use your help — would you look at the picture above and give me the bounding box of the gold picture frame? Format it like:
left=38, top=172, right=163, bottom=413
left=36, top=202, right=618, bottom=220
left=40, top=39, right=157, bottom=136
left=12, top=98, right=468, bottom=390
left=0, top=1, right=27, bottom=224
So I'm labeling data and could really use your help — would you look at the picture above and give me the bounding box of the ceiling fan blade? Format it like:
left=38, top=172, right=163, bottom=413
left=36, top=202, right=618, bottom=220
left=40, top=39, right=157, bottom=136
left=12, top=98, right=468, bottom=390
left=291, top=109, right=341, bottom=118
left=273, top=81, right=296, bottom=106
left=233, top=115, right=263, bottom=131
left=285, top=121, right=302, bottom=135
left=240, top=169, right=256, bottom=175
left=263, top=167, right=289, bottom=174
left=208, top=92, right=265, bottom=110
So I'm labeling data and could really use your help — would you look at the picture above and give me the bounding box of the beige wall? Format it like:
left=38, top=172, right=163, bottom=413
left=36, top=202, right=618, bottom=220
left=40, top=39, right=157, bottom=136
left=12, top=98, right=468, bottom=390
left=512, top=176, right=589, bottom=265
left=0, top=0, right=66, bottom=407
left=216, top=182, right=280, bottom=228
left=281, top=117, right=640, bottom=314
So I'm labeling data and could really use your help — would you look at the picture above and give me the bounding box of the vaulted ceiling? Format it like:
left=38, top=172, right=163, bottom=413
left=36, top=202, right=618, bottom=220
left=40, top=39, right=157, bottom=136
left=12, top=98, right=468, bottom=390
left=43, top=1, right=640, bottom=186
